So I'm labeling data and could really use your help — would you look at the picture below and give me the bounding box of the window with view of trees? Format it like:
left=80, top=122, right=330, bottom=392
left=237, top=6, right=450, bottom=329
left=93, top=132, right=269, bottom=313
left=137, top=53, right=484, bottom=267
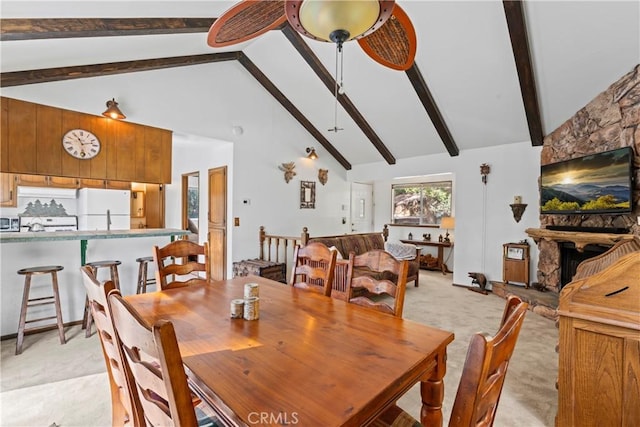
left=391, top=181, right=452, bottom=225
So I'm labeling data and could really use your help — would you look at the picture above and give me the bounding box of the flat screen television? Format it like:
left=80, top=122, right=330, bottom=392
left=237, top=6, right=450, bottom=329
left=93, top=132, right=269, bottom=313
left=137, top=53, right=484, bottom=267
left=540, top=147, right=634, bottom=214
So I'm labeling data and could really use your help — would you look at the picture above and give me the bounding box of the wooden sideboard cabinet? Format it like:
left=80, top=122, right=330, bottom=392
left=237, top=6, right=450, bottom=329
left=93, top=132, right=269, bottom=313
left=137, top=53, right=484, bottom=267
left=557, top=251, right=640, bottom=427
left=502, top=243, right=530, bottom=287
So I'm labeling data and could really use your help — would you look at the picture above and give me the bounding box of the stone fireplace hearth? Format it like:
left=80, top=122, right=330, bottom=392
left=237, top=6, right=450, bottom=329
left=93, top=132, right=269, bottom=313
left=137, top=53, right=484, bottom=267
left=526, top=228, right=635, bottom=293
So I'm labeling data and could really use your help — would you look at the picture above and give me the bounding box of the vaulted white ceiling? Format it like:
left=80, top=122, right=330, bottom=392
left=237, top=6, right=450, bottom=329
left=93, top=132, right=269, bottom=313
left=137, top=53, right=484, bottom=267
left=1, top=1, right=638, bottom=169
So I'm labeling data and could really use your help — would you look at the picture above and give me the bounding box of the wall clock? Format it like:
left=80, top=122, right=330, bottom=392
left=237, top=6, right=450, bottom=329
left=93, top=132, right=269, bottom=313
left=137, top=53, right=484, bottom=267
left=62, top=129, right=101, bottom=159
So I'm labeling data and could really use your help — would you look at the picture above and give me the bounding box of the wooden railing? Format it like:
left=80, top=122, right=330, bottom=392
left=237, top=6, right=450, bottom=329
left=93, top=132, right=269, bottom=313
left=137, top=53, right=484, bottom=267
left=259, top=226, right=307, bottom=276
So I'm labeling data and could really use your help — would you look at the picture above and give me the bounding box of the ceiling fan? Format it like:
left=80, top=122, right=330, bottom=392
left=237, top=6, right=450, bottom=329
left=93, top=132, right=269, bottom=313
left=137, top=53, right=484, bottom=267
left=207, top=0, right=417, bottom=71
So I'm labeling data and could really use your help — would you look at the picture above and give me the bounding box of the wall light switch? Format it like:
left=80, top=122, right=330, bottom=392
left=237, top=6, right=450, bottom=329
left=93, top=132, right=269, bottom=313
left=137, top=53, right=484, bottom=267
left=637, top=216, right=640, bottom=225
left=234, top=217, right=240, bottom=226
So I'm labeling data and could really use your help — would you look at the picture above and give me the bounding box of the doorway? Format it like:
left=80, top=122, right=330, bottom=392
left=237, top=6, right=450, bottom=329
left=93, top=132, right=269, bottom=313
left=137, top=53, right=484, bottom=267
left=350, top=182, right=373, bottom=233
left=182, top=172, right=200, bottom=235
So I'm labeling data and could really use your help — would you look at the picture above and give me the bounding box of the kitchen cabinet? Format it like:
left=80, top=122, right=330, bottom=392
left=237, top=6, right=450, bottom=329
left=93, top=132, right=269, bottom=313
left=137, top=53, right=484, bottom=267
left=16, top=174, right=78, bottom=188
left=1, top=97, right=172, bottom=184
left=557, top=252, right=639, bottom=426
left=78, top=179, right=130, bottom=190
left=0, top=173, right=17, bottom=207
left=145, top=184, right=165, bottom=228
left=1, top=98, right=36, bottom=173
left=502, top=243, right=530, bottom=287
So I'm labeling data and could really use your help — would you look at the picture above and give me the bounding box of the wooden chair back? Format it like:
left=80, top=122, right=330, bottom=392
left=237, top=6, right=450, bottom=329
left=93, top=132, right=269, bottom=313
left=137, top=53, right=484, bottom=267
left=448, top=295, right=529, bottom=427
left=289, top=242, right=337, bottom=296
left=349, top=250, right=409, bottom=317
left=108, top=292, right=199, bottom=427
left=153, top=239, right=210, bottom=290
left=331, top=253, right=355, bottom=301
left=80, top=265, right=142, bottom=427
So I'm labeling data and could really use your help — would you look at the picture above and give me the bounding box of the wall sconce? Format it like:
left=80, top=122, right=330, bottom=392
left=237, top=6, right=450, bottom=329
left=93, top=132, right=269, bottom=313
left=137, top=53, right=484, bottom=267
left=306, top=147, right=318, bottom=160
left=480, top=163, right=490, bottom=184
left=510, top=196, right=527, bottom=222
left=102, top=98, right=126, bottom=120
left=440, top=216, right=455, bottom=243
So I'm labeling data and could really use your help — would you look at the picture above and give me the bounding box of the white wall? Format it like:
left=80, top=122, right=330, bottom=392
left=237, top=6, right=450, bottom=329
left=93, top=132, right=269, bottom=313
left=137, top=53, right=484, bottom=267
left=348, top=141, right=542, bottom=287
left=168, top=133, right=234, bottom=273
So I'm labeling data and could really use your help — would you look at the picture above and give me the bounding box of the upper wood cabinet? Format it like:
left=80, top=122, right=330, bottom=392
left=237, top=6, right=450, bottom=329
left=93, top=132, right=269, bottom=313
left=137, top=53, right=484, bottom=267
left=0, top=97, right=172, bottom=184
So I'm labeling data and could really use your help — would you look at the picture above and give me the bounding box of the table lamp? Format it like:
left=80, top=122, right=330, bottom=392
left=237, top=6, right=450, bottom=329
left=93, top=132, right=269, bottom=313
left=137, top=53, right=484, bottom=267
left=440, top=217, right=455, bottom=243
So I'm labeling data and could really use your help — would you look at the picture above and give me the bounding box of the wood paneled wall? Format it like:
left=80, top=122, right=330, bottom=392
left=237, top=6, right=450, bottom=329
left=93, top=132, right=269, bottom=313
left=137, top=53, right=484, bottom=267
left=0, top=97, right=172, bottom=184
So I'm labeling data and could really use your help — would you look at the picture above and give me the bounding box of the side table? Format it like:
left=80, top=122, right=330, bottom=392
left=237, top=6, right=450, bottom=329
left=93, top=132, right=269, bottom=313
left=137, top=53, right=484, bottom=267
left=400, top=239, right=452, bottom=275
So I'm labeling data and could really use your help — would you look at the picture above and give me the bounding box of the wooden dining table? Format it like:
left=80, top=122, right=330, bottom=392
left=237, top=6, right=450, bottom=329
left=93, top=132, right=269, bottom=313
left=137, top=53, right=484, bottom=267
left=124, top=275, right=454, bottom=427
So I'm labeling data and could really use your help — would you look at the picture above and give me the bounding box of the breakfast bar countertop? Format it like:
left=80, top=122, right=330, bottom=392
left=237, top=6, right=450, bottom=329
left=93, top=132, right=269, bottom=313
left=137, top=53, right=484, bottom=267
left=0, top=228, right=191, bottom=243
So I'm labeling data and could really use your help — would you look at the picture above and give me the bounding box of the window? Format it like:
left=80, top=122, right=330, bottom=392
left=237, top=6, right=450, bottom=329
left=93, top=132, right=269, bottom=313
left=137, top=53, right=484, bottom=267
left=391, top=181, right=452, bottom=225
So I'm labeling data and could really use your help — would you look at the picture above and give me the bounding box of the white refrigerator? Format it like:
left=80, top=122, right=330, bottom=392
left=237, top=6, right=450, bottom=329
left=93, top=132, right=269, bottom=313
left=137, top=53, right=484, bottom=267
left=77, top=188, right=131, bottom=230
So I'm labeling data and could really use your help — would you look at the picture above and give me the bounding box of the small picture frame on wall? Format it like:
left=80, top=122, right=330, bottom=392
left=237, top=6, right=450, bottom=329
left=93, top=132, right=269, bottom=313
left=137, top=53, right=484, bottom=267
left=300, top=181, right=316, bottom=209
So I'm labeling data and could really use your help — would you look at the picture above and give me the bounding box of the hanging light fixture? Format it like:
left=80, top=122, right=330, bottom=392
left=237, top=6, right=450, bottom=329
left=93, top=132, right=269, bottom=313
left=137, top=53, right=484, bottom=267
left=102, top=98, right=126, bottom=120
left=286, top=0, right=395, bottom=132
left=286, top=0, right=394, bottom=44
left=306, top=147, right=318, bottom=160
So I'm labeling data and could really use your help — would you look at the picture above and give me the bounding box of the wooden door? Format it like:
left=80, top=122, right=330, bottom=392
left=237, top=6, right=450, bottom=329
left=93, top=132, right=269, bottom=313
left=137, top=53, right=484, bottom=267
left=208, top=166, right=227, bottom=281
left=350, top=182, right=373, bottom=233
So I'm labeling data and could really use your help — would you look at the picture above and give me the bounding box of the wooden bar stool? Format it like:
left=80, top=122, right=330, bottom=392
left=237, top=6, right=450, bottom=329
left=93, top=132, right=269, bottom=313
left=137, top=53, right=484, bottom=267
left=135, top=256, right=156, bottom=294
left=16, top=265, right=66, bottom=355
left=82, top=260, right=121, bottom=338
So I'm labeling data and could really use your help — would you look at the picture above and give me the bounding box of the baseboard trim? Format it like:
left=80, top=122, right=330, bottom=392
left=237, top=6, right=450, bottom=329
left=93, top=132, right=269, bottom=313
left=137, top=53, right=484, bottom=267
left=1, top=320, right=83, bottom=341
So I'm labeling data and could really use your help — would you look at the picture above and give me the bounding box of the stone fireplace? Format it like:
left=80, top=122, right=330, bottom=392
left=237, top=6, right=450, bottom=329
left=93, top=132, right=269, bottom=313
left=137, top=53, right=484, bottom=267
left=532, top=64, right=640, bottom=296
left=526, top=228, right=635, bottom=293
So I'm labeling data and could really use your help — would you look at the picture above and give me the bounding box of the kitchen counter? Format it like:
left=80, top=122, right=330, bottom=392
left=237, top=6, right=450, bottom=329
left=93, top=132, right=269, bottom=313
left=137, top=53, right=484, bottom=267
left=0, top=228, right=193, bottom=337
left=0, top=228, right=191, bottom=243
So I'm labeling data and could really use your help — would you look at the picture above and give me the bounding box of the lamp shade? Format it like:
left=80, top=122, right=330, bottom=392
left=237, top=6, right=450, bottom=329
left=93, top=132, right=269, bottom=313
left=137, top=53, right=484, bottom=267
left=306, top=147, right=318, bottom=160
left=297, top=0, right=381, bottom=42
left=102, top=98, right=126, bottom=120
left=440, top=216, right=455, bottom=229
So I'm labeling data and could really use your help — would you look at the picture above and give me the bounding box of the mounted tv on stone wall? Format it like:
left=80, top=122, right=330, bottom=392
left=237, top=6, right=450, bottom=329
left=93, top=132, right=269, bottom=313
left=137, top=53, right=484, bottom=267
left=540, top=147, right=634, bottom=215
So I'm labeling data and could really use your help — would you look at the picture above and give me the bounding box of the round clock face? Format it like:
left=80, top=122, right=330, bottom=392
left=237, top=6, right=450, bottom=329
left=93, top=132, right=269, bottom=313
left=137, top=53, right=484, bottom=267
left=62, top=129, right=101, bottom=159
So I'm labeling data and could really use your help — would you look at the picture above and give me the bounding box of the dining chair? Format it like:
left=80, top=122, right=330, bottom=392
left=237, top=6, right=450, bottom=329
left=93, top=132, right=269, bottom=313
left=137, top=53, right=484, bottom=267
left=348, top=249, right=409, bottom=318
left=80, top=265, right=142, bottom=427
left=152, top=239, right=210, bottom=290
left=289, top=242, right=338, bottom=296
left=372, top=295, right=529, bottom=427
left=108, top=292, right=220, bottom=427
left=330, top=252, right=355, bottom=301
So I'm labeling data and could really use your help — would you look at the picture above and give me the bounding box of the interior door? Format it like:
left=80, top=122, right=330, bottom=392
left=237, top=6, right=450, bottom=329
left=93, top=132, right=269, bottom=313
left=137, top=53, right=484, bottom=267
left=350, top=182, right=373, bottom=233
left=208, top=166, right=227, bottom=280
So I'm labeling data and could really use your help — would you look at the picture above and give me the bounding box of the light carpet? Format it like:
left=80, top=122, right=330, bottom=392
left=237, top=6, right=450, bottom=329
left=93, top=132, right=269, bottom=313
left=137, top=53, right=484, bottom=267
left=0, top=270, right=558, bottom=426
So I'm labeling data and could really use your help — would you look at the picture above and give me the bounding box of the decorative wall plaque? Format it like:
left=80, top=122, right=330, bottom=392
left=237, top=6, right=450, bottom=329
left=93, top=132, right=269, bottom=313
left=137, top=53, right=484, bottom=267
left=300, top=181, right=316, bottom=209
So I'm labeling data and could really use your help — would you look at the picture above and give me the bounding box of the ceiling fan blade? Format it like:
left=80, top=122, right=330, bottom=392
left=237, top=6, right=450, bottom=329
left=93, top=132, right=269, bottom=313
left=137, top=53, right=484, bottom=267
left=357, top=3, right=417, bottom=71
left=208, top=0, right=287, bottom=47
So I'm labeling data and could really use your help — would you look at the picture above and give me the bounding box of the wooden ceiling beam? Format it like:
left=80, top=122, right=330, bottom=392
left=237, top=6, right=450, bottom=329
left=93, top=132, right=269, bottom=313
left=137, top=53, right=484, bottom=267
left=0, top=53, right=239, bottom=87
left=281, top=24, right=396, bottom=165
left=0, top=18, right=215, bottom=40
left=238, top=53, right=352, bottom=170
left=503, top=0, right=544, bottom=146
left=405, top=64, right=459, bottom=157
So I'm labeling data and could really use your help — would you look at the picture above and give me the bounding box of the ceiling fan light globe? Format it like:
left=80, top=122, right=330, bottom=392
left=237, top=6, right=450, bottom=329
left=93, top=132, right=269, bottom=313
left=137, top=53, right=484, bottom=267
left=298, top=0, right=382, bottom=42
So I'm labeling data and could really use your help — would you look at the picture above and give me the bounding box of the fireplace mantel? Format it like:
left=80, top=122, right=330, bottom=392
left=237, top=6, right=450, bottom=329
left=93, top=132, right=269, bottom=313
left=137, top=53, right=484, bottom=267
left=525, top=228, right=636, bottom=251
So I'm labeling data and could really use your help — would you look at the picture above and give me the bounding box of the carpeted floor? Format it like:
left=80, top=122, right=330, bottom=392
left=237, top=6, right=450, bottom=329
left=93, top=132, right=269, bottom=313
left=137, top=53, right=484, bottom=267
left=0, top=270, right=558, bottom=426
